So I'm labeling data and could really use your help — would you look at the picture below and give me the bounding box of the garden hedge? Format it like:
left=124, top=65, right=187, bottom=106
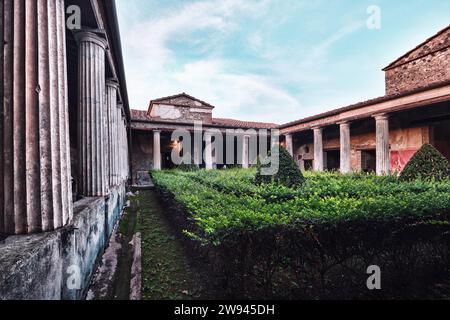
left=151, top=169, right=450, bottom=299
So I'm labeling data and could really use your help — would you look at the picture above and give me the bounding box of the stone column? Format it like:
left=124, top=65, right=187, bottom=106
left=106, top=79, right=119, bottom=188
left=113, top=103, right=122, bottom=184
left=374, top=114, right=390, bottom=176
left=285, top=134, right=294, bottom=157
left=313, top=127, right=324, bottom=172
left=339, top=122, right=351, bottom=174
left=0, top=0, right=4, bottom=234
left=153, top=130, right=161, bottom=170
left=1, top=0, right=72, bottom=234
left=76, top=31, right=108, bottom=197
left=204, top=133, right=213, bottom=170
left=242, top=135, right=250, bottom=169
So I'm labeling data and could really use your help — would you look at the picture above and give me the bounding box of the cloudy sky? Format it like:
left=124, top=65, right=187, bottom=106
left=116, top=0, right=450, bottom=124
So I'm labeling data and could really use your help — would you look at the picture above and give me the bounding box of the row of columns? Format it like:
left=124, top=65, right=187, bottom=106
left=76, top=31, right=129, bottom=197
left=285, top=114, right=391, bottom=175
left=0, top=0, right=72, bottom=235
left=152, top=132, right=253, bottom=170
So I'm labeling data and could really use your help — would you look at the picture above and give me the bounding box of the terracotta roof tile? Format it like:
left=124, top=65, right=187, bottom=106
left=212, top=118, right=278, bottom=129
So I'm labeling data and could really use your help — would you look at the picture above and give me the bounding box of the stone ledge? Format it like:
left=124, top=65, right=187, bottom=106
left=0, top=184, right=127, bottom=300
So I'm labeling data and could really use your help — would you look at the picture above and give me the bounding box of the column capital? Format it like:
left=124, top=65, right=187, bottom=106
left=373, top=113, right=389, bottom=121
left=74, top=30, right=108, bottom=50
left=153, top=130, right=162, bottom=134
left=312, top=126, right=323, bottom=132
left=337, top=120, right=350, bottom=126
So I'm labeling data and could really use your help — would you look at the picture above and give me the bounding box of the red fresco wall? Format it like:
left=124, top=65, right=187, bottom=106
left=390, top=150, right=418, bottom=174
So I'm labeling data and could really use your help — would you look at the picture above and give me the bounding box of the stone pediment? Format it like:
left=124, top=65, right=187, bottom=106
left=150, top=93, right=215, bottom=110
left=148, top=93, right=214, bottom=123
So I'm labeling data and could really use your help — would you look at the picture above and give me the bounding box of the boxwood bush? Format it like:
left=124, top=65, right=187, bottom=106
left=151, top=169, right=450, bottom=299
left=255, top=146, right=305, bottom=187
left=400, top=144, right=450, bottom=181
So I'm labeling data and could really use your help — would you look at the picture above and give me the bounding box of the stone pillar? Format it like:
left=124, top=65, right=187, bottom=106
left=313, top=127, right=324, bottom=172
left=75, top=31, right=108, bottom=197
left=339, top=122, right=351, bottom=174
left=113, top=103, right=122, bottom=184
left=204, top=133, right=213, bottom=170
left=242, top=135, right=250, bottom=169
left=375, top=114, right=390, bottom=176
left=106, top=79, right=119, bottom=188
left=0, top=0, right=4, bottom=234
left=1, top=0, right=72, bottom=234
left=153, top=130, right=161, bottom=170
left=285, top=134, right=294, bottom=157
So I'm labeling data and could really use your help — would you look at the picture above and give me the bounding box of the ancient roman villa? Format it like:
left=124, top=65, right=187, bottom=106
left=0, top=0, right=449, bottom=300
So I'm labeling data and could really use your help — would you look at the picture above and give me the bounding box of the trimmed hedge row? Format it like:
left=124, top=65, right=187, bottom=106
left=151, top=170, right=450, bottom=299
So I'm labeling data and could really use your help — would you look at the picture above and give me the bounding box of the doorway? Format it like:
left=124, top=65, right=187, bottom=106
left=325, top=150, right=340, bottom=171
left=361, top=150, right=376, bottom=173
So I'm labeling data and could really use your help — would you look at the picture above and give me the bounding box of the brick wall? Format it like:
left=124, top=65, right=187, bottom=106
left=385, top=27, right=450, bottom=95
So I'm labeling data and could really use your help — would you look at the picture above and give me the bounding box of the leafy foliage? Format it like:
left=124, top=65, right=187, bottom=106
left=400, top=144, right=450, bottom=181
left=255, top=145, right=304, bottom=187
left=151, top=169, right=450, bottom=299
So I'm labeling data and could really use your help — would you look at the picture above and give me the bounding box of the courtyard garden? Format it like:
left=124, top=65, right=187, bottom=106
left=143, top=145, right=450, bottom=299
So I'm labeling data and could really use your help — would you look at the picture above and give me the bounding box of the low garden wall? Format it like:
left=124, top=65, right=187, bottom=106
left=0, top=184, right=127, bottom=300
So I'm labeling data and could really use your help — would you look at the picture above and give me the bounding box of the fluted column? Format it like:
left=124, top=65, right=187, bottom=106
left=0, top=0, right=4, bottom=234
left=374, top=114, right=390, bottom=176
left=1, top=0, right=72, bottom=235
left=204, top=133, right=213, bottom=170
left=153, top=130, right=161, bottom=170
left=285, top=134, right=293, bottom=157
left=313, top=127, right=324, bottom=172
left=120, top=116, right=127, bottom=181
left=76, top=31, right=108, bottom=197
left=339, top=122, right=351, bottom=174
left=105, top=79, right=118, bottom=188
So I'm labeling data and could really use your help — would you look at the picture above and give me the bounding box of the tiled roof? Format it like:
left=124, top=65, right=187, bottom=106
left=279, top=78, right=450, bottom=129
left=212, top=118, right=278, bottom=129
left=130, top=110, right=278, bottom=129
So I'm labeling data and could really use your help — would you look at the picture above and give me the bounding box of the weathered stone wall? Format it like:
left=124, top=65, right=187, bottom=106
left=0, top=184, right=126, bottom=300
left=385, top=29, right=450, bottom=95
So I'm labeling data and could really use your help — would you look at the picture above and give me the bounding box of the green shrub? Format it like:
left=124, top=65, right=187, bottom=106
left=152, top=169, right=450, bottom=299
left=255, top=146, right=304, bottom=187
left=400, top=144, right=450, bottom=181
left=176, top=163, right=200, bottom=172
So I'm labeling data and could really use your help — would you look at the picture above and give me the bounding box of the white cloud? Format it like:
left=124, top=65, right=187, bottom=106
left=117, top=0, right=366, bottom=123
left=118, top=0, right=302, bottom=123
left=172, top=59, right=301, bottom=123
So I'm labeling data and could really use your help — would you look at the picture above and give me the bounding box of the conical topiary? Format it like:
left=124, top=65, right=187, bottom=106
left=400, top=143, right=450, bottom=181
left=255, top=145, right=304, bottom=187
